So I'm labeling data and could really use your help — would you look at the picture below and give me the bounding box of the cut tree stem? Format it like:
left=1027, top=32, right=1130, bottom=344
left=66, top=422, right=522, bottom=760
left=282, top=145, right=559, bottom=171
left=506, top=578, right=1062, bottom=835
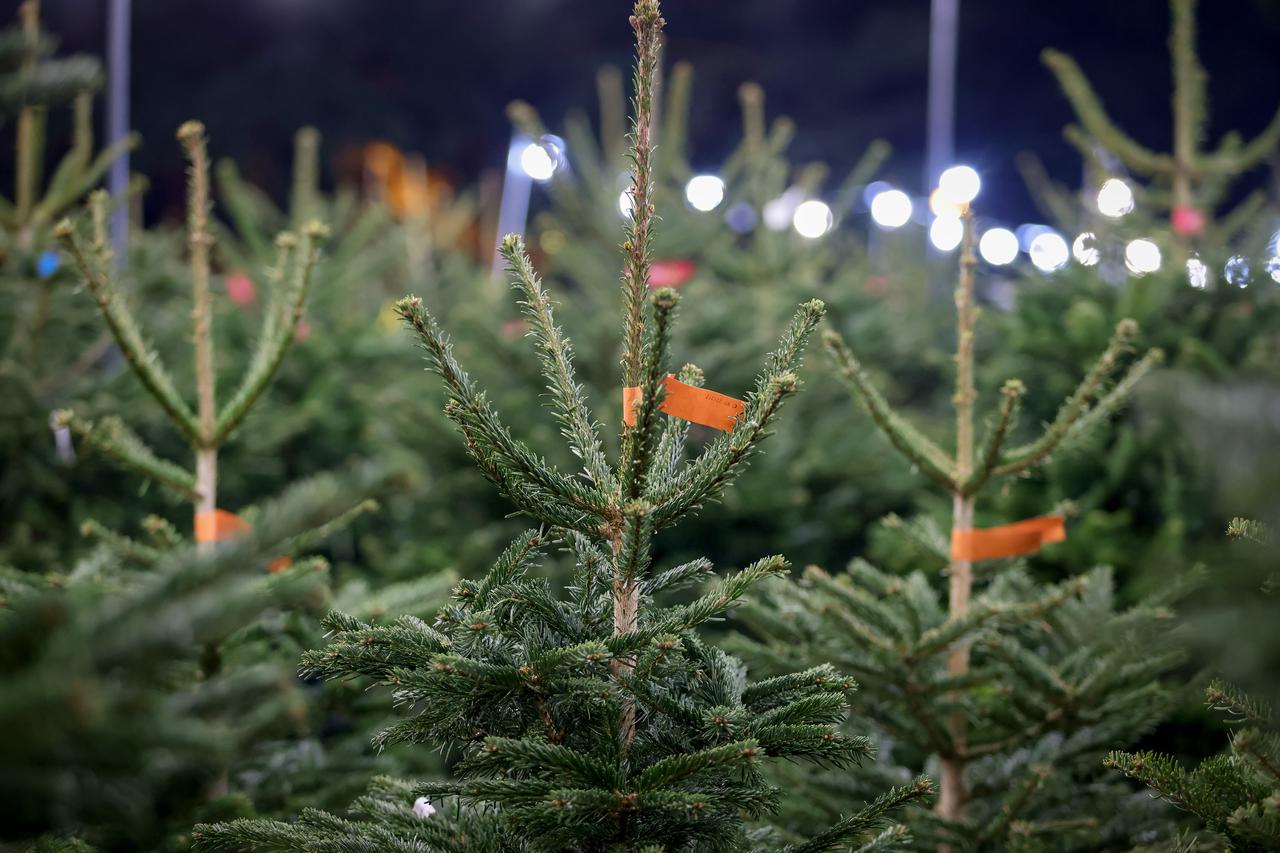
left=939, top=213, right=977, bottom=823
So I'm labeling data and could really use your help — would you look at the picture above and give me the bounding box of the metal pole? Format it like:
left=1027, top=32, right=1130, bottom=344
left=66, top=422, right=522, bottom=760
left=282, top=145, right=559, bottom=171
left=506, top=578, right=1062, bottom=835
left=491, top=133, right=533, bottom=281
left=926, top=0, right=958, bottom=190
left=106, top=0, right=130, bottom=268
left=926, top=0, right=959, bottom=298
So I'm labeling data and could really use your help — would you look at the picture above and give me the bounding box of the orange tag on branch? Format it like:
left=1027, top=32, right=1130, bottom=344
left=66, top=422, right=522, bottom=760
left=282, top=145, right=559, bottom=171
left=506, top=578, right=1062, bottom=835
left=195, top=508, right=292, bottom=573
left=950, top=515, right=1066, bottom=561
left=266, top=556, right=293, bottom=574
left=195, top=508, right=252, bottom=543
left=623, top=374, right=746, bottom=432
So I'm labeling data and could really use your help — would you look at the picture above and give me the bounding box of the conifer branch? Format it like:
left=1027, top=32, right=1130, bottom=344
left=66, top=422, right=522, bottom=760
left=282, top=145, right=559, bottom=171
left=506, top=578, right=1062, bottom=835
left=54, top=220, right=200, bottom=442
left=56, top=411, right=199, bottom=499
left=395, top=295, right=608, bottom=527
left=782, top=777, right=934, bottom=853
left=648, top=299, right=824, bottom=527
left=618, top=0, right=663, bottom=389
left=822, top=328, right=954, bottom=488
left=500, top=234, right=611, bottom=489
left=993, top=319, right=1141, bottom=477
left=214, top=222, right=328, bottom=443
left=960, top=379, right=1024, bottom=496
left=650, top=362, right=702, bottom=482
left=621, top=288, right=678, bottom=500
left=289, top=125, right=320, bottom=229
left=1041, top=49, right=1175, bottom=175
left=1054, top=347, right=1164, bottom=454
left=80, top=518, right=163, bottom=565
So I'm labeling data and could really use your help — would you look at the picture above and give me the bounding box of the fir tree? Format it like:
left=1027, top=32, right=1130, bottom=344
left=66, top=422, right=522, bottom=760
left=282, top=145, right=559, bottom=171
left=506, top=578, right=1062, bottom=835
left=52, top=120, right=332, bottom=553
left=194, top=3, right=933, bottom=849
left=0, top=0, right=139, bottom=570
left=0, top=467, right=386, bottom=848
left=731, top=215, right=1187, bottom=849
left=1036, top=0, right=1280, bottom=247
left=505, top=52, right=941, bottom=580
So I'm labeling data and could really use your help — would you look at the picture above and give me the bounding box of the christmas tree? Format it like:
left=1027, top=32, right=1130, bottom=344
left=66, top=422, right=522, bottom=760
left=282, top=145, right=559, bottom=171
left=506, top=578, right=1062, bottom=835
left=194, top=3, right=933, bottom=849
left=0, top=120, right=422, bottom=848
left=505, top=48, right=942, bottom=578
left=0, top=0, right=140, bottom=571
left=0, top=466, right=385, bottom=848
left=1037, top=0, right=1280, bottom=247
left=732, top=217, right=1188, bottom=849
left=53, top=120, right=332, bottom=554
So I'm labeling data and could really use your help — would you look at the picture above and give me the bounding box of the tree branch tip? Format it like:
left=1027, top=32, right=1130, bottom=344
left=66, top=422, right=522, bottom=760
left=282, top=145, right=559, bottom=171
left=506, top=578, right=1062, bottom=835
left=738, top=81, right=764, bottom=105
left=629, top=0, right=664, bottom=31
left=1001, top=379, right=1025, bottom=397
left=50, top=408, right=73, bottom=429
left=650, top=286, right=679, bottom=310
left=176, top=120, right=206, bottom=145
left=622, top=498, right=651, bottom=517
left=302, top=220, right=330, bottom=241
left=500, top=232, right=523, bottom=254
left=801, top=297, right=827, bottom=315
left=1115, top=318, right=1139, bottom=340
left=505, top=100, right=536, bottom=123
left=274, top=231, right=298, bottom=249
left=52, top=219, right=74, bottom=240
left=769, top=372, right=799, bottom=395
left=395, top=295, right=424, bottom=316
left=677, top=362, right=704, bottom=385
left=802, top=564, right=830, bottom=580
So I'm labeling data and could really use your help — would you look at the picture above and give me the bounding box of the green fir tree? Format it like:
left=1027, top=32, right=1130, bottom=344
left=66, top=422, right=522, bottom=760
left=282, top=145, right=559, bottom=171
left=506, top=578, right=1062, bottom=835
left=732, top=216, right=1188, bottom=850
left=194, top=3, right=933, bottom=850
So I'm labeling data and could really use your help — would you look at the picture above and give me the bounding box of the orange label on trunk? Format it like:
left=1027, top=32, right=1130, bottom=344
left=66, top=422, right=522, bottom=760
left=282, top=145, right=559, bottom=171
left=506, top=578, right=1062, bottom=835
left=194, top=508, right=252, bottom=543
left=623, top=374, right=746, bottom=432
left=950, top=515, right=1066, bottom=561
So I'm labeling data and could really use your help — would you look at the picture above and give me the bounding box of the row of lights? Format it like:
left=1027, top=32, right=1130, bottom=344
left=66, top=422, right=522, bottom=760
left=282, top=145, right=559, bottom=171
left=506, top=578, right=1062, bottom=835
left=520, top=139, right=1279, bottom=285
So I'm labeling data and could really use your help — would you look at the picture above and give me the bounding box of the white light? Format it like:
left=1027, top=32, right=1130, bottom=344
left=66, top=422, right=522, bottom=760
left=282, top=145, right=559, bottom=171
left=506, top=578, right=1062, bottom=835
left=1124, top=238, right=1161, bottom=275
left=1097, top=178, right=1135, bottom=218
left=519, top=143, right=557, bottom=181
left=929, top=216, right=964, bottom=251
left=793, top=200, right=834, bottom=239
left=618, top=190, right=634, bottom=218
left=1267, top=257, right=1280, bottom=284
left=1029, top=231, right=1069, bottom=272
left=978, top=227, right=1019, bottom=266
left=684, top=174, right=725, bottom=212
left=938, top=165, right=981, bottom=204
left=1072, top=232, right=1100, bottom=266
left=1225, top=255, right=1251, bottom=288
left=763, top=186, right=804, bottom=231
left=870, top=189, right=912, bottom=229
left=1186, top=256, right=1209, bottom=289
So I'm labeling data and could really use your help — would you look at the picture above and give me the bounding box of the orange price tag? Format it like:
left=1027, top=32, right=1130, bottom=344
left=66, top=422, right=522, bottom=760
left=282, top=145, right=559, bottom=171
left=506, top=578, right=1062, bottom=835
left=194, top=508, right=292, bottom=573
left=194, top=508, right=252, bottom=543
left=950, top=515, right=1066, bottom=561
left=623, top=374, right=746, bottom=432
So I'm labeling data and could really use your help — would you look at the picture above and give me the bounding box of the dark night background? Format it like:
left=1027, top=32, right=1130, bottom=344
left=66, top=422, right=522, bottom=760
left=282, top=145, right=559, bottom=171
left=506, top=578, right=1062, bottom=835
left=12, top=0, right=1280, bottom=227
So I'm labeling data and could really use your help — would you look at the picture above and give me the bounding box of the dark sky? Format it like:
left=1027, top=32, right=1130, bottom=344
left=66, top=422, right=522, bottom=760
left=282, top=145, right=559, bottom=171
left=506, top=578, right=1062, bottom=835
left=17, top=0, right=1280, bottom=226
